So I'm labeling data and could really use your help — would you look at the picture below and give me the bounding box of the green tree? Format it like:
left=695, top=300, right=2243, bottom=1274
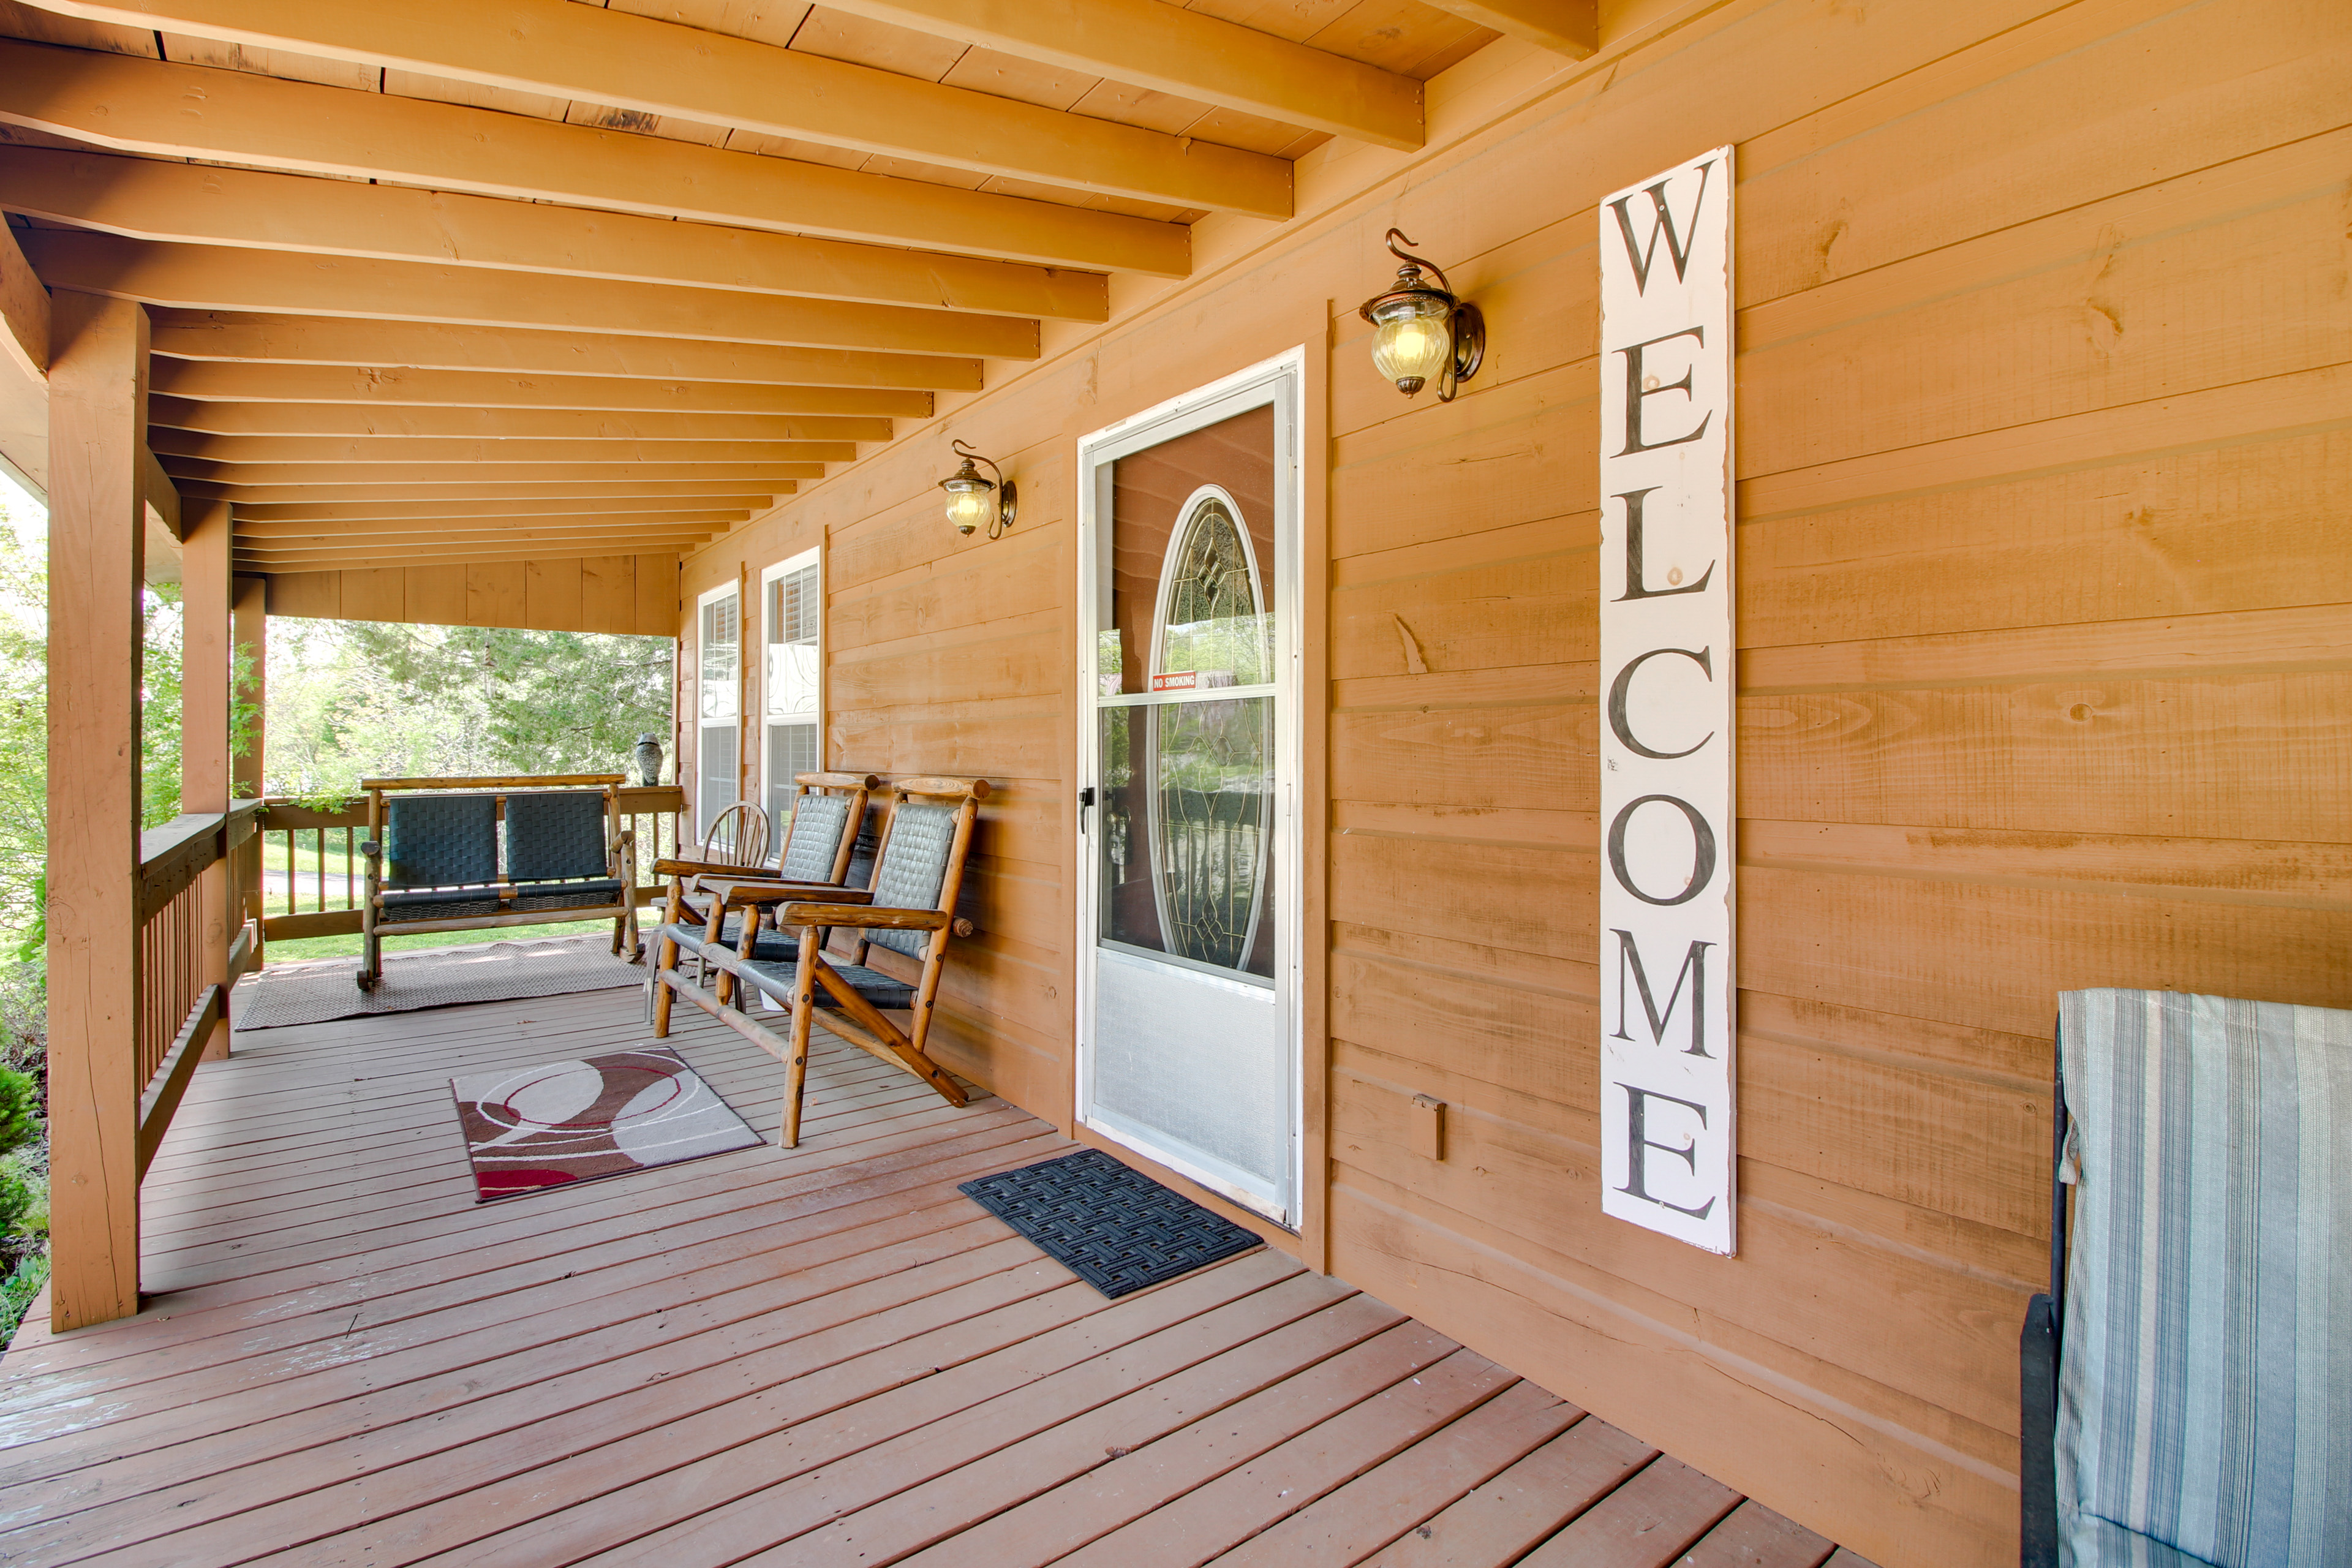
left=265, top=618, right=671, bottom=798
left=0, top=518, right=44, bottom=943
left=141, top=583, right=183, bottom=828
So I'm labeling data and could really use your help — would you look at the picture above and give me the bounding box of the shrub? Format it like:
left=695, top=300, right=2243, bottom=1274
left=0, top=1068, right=33, bottom=1157
left=0, top=1253, right=45, bottom=1347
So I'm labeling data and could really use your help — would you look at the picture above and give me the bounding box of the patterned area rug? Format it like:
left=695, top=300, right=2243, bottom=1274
left=959, top=1148, right=1264, bottom=1297
left=232, top=935, right=643, bottom=1031
left=450, top=1046, right=763, bottom=1201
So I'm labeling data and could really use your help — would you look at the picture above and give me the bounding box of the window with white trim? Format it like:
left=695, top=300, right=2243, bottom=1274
left=695, top=582, right=740, bottom=839
left=761, top=548, right=821, bottom=848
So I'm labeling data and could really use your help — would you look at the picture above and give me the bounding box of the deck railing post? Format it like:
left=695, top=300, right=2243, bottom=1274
left=232, top=573, right=266, bottom=962
left=183, top=501, right=234, bottom=1061
left=45, top=288, right=150, bottom=1332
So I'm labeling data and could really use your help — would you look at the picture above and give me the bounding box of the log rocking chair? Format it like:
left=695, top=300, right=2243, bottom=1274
left=651, top=772, right=877, bottom=986
left=651, top=775, right=989, bottom=1147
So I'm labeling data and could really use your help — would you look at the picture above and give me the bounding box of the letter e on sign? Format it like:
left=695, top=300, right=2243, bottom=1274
left=1597, top=147, right=1736, bottom=1255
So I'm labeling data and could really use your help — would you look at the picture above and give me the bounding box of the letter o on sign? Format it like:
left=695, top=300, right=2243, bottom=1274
left=1607, top=794, right=1718, bottom=907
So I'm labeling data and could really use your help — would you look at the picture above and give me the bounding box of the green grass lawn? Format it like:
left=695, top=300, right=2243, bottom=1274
left=253, top=829, right=663, bottom=965
left=263, top=916, right=645, bottom=965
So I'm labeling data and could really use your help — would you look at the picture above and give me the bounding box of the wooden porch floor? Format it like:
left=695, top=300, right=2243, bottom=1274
left=0, top=982, right=1868, bottom=1567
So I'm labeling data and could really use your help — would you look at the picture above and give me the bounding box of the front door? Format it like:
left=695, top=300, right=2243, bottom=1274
left=1076, top=352, right=1303, bottom=1226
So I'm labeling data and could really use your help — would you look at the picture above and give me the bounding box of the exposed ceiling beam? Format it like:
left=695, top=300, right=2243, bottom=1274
left=0, top=219, right=44, bottom=382
left=244, top=540, right=715, bottom=571
left=33, top=0, right=1292, bottom=216
left=22, top=232, right=1039, bottom=360
left=151, top=433, right=859, bottom=464
left=178, top=479, right=804, bottom=505
left=150, top=361, right=933, bottom=420
left=1415, top=0, right=1597, bottom=57
left=0, top=148, right=1107, bottom=325
left=238, top=538, right=728, bottom=562
left=148, top=397, right=893, bottom=444
left=251, top=548, right=690, bottom=573
left=818, top=0, right=1423, bottom=150
left=0, top=222, right=45, bottom=498
left=0, top=39, right=1189, bottom=275
left=160, top=460, right=824, bottom=487
left=149, top=314, right=981, bottom=392
left=235, top=519, right=732, bottom=544
left=233, top=497, right=775, bottom=524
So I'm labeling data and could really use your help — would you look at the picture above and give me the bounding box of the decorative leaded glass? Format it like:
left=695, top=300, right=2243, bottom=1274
left=1155, top=497, right=1272, bottom=687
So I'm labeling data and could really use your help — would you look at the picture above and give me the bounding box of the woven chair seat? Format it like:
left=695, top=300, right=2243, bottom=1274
left=661, top=919, right=806, bottom=962
left=741, top=958, right=914, bottom=1013
left=381, top=889, right=502, bottom=922
left=510, top=878, right=625, bottom=911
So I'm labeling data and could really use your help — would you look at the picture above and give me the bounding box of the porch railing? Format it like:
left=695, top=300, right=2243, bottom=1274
left=134, top=799, right=260, bottom=1178
left=254, top=785, right=688, bottom=945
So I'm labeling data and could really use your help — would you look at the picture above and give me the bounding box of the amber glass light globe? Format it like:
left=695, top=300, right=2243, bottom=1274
left=1370, top=292, right=1453, bottom=396
left=941, top=473, right=994, bottom=535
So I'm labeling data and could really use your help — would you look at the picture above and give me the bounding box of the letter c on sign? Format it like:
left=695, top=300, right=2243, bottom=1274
left=1607, top=794, right=1717, bottom=907
left=1607, top=646, right=1714, bottom=760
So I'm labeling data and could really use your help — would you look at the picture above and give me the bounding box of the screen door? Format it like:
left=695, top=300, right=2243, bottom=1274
left=1077, top=352, right=1303, bottom=1226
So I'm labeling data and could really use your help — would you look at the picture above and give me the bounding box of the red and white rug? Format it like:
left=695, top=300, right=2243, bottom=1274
left=448, top=1046, right=763, bottom=1201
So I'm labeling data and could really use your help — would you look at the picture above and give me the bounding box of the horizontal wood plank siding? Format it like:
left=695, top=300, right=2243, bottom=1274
left=265, top=554, right=681, bottom=635
left=675, top=1, right=2351, bottom=1562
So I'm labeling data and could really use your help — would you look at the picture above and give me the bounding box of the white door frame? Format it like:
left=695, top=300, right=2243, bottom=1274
left=1073, top=346, right=1306, bottom=1227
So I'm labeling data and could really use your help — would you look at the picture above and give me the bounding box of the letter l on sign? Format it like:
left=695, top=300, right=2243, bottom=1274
left=1597, top=147, right=1737, bottom=1255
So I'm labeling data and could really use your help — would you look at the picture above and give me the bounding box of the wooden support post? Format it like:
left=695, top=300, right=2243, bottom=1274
left=232, top=573, right=266, bottom=963
left=45, top=289, right=149, bottom=1332
left=182, top=500, right=233, bottom=1060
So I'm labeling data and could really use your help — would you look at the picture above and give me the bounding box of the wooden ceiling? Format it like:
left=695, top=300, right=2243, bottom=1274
left=0, top=0, right=1596, bottom=576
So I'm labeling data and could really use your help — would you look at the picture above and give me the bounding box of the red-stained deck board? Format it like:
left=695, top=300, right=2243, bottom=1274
left=1360, top=1417, right=1661, bottom=1567
left=1521, top=1455, right=1744, bottom=1568
left=0, top=985, right=1870, bottom=1568
left=1674, top=1499, right=1838, bottom=1567
left=1206, top=1378, right=1585, bottom=1567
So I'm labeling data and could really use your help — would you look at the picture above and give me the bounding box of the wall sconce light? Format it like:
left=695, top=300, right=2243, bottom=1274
left=939, top=439, right=1016, bottom=539
left=1357, top=228, right=1485, bottom=402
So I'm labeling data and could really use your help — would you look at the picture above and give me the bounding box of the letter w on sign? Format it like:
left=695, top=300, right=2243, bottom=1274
left=1596, top=148, right=1737, bottom=1256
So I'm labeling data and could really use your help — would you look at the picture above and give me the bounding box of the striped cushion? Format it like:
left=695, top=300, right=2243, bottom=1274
left=2056, top=989, right=2351, bottom=1568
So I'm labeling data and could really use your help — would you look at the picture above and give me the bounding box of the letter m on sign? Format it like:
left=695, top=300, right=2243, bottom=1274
left=1610, top=930, right=1712, bottom=1057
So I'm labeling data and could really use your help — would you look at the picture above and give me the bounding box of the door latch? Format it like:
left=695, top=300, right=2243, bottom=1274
left=1079, top=785, right=1096, bottom=831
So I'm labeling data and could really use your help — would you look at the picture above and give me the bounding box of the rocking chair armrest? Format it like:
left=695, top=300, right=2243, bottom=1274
left=704, top=881, right=872, bottom=908
left=780, top=903, right=949, bottom=932
left=653, top=855, right=777, bottom=880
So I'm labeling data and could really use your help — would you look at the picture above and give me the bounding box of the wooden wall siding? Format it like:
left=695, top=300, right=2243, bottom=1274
left=262, top=553, right=679, bottom=635
left=676, top=1, right=2352, bottom=1562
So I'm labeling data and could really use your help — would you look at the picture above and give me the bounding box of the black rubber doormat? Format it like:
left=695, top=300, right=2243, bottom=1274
left=959, top=1148, right=1264, bottom=1297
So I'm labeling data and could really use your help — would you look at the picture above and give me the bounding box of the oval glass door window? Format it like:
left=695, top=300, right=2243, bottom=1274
left=1139, top=488, right=1272, bottom=974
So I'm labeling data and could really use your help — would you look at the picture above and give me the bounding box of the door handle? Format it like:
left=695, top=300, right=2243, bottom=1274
left=1079, top=785, right=1096, bottom=832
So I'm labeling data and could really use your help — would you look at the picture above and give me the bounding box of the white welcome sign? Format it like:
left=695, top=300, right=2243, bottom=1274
left=1596, top=147, right=1737, bottom=1256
